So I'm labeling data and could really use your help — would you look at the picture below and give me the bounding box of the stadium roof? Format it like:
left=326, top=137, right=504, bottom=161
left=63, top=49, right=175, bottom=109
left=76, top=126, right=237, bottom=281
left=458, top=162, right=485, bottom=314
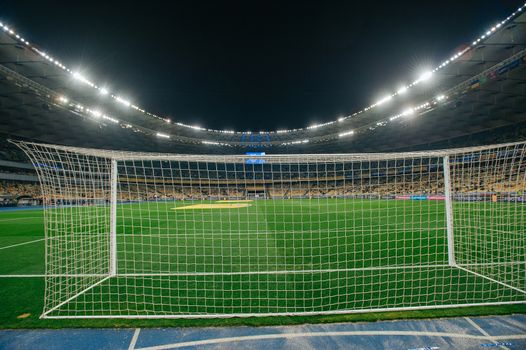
left=0, top=4, right=525, bottom=153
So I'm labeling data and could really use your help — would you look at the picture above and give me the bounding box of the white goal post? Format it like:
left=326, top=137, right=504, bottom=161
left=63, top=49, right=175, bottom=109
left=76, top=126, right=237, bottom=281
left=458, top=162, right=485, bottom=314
left=13, top=140, right=526, bottom=319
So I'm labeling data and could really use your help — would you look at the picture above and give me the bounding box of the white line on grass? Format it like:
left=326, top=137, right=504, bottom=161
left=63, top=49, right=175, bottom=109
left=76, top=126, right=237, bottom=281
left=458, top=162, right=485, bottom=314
left=0, top=274, right=45, bottom=278
left=134, top=330, right=526, bottom=350
left=128, top=328, right=141, bottom=350
left=0, top=274, right=108, bottom=278
left=0, top=216, right=42, bottom=222
left=0, top=238, right=45, bottom=250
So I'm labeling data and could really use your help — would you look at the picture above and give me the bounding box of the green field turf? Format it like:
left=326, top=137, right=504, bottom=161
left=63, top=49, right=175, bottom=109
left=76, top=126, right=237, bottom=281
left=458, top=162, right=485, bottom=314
left=0, top=199, right=525, bottom=328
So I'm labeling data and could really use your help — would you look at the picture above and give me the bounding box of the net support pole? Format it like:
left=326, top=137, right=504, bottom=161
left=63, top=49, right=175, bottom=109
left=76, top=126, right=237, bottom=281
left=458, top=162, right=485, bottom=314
left=443, top=155, right=456, bottom=267
left=109, top=159, right=118, bottom=277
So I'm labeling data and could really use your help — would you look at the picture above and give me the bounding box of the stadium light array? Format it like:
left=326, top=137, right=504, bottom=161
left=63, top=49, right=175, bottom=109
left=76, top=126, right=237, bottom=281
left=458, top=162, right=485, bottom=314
left=156, top=132, right=170, bottom=139
left=84, top=107, right=115, bottom=122
left=417, top=71, right=433, bottom=83
left=397, top=86, right=408, bottom=94
left=281, top=139, right=310, bottom=145
left=202, top=140, right=229, bottom=146
left=72, top=71, right=96, bottom=88
left=115, top=96, right=131, bottom=107
left=339, top=130, right=354, bottom=137
left=0, top=2, right=523, bottom=139
left=102, top=115, right=119, bottom=123
left=402, top=108, right=415, bottom=117
left=375, top=95, right=393, bottom=106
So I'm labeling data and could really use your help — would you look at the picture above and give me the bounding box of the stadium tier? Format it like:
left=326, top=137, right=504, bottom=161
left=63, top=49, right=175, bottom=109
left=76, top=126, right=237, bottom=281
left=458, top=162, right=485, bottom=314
left=0, top=10, right=525, bottom=153
left=13, top=140, right=526, bottom=318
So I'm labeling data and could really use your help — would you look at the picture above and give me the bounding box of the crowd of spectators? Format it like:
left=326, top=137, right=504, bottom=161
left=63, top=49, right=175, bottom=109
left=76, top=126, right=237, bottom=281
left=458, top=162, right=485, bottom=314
left=0, top=128, right=524, bottom=205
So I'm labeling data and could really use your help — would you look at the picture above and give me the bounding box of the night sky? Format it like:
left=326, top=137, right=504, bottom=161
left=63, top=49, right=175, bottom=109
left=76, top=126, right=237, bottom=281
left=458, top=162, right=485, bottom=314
left=0, top=1, right=521, bottom=131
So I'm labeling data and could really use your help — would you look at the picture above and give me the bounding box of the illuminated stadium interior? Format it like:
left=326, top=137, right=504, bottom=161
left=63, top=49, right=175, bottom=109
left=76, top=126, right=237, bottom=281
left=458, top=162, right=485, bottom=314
left=0, top=3, right=523, bottom=153
left=0, top=2, right=525, bottom=346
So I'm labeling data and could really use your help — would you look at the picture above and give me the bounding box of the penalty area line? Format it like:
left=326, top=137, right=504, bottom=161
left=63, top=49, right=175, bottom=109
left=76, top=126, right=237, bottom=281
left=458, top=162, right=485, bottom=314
left=0, top=274, right=45, bottom=278
left=0, top=216, right=42, bottom=222
left=0, top=237, right=45, bottom=250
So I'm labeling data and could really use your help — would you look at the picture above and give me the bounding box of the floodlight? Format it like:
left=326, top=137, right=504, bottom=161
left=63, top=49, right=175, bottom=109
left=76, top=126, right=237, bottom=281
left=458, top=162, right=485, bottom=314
left=402, top=108, right=415, bottom=116
left=115, top=96, right=131, bottom=107
left=339, top=130, right=354, bottom=137
left=419, top=71, right=433, bottom=82
left=397, top=86, right=408, bottom=94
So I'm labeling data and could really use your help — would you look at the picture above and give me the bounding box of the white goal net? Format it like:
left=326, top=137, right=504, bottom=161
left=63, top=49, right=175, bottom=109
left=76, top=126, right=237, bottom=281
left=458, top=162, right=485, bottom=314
left=14, top=140, right=526, bottom=318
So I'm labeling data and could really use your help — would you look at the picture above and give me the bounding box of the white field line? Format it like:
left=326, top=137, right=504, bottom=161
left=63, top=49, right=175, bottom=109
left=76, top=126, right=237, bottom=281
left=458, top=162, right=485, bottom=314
left=0, top=274, right=108, bottom=278
left=41, top=276, right=111, bottom=318
left=465, top=317, right=511, bottom=350
left=41, top=301, right=526, bottom=319
left=0, top=274, right=45, bottom=278
left=120, top=264, right=451, bottom=277
left=0, top=237, right=45, bottom=250
left=0, top=216, right=42, bottom=222
left=3, top=262, right=524, bottom=278
left=109, top=227, right=447, bottom=237
left=134, top=330, right=526, bottom=350
left=128, top=328, right=141, bottom=350
left=461, top=262, right=526, bottom=267
left=456, top=265, right=526, bottom=295
left=1, top=263, right=522, bottom=278
left=0, top=265, right=448, bottom=278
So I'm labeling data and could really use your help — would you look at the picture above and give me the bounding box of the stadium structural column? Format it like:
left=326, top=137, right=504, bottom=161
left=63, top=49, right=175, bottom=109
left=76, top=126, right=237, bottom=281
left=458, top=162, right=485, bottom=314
left=443, top=155, right=456, bottom=267
left=109, top=158, right=118, bottom=277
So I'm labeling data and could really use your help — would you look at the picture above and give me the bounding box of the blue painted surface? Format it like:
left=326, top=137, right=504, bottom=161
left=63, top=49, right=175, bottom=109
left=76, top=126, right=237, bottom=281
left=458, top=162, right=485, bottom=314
left=0, top=329, right=134, bottom=350
left=469, top=314, right=526, bottom=336
left=0, top=315, right=525, bottom=350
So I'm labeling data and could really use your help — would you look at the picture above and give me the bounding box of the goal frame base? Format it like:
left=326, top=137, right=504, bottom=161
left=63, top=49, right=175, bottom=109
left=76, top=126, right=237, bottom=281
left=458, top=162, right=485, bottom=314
left=41, top=300, right=526, bottom=319
left=40, top=263, right=526, bottom=319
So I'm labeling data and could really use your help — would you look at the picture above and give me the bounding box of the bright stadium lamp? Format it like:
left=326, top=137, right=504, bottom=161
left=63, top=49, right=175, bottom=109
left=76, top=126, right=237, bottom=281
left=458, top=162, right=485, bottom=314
left=418, top=71, right=433, bottom=82
left=156, top=132, right=170, bottom=139
left=376, top=95, right=393, bottom=106
left=397, top=86, right=408, bottom=94
left=72, top=71, right=90, bottom=84
left=339, top=130, right=354, bottom=137
left=115, top=96, right=131, bottom=107
left=402, top=107, right=415, bottom=116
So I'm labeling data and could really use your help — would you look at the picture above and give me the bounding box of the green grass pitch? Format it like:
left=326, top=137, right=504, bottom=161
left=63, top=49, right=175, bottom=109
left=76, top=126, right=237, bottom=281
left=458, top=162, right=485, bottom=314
left=0, top=199, right=524, bottom=328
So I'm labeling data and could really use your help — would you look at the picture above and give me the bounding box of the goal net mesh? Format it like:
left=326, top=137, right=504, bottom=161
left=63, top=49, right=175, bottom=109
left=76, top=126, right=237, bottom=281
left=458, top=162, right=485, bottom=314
left=14, top=141, right=526, bottom=318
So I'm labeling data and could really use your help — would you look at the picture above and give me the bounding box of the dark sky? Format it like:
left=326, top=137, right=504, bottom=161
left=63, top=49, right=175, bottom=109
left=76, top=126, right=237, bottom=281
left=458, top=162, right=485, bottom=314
left=0, top=1, right=521, bottom=131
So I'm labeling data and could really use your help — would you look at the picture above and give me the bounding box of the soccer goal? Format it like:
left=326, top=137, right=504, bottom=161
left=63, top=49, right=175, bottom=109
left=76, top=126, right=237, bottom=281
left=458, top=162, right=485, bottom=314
left=14, top=140, right=526, bottom=319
